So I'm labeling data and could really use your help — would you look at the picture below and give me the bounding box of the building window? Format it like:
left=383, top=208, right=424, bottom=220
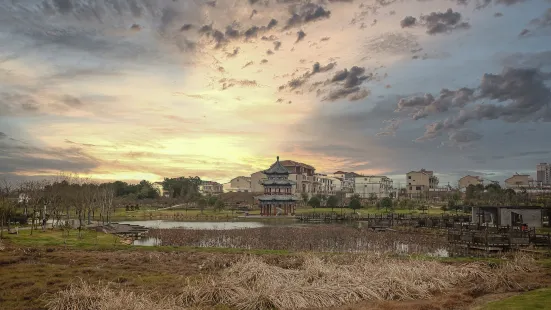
left=408, top=176, right=411, bottom=179
left=409, top=186, right=412, bottom=190
left=416, top=186, right=421, bottom=190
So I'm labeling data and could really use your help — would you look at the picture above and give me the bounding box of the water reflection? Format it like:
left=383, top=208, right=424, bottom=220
left=119, top=220, right=270, bottom=230
left=133, top=237, right=161, bottom=246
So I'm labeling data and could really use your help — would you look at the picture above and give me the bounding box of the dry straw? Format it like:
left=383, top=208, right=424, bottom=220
left=47, top=254, right=536, bottom=310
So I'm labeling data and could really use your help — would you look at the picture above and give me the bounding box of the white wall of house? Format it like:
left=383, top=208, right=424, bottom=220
left=354, top=176, right=393, bottom=198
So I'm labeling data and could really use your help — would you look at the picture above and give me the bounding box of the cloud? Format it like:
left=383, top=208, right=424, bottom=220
left=501, top=50, right=551, bottom=69
left=411, top=67, right=551, bottom=141
left=285, top=3, right=331, bottom=29
left=0, top=139, right=99, bottom=174
left=0, top=132, right=7, bottom=140
left=422, top=9, right=470, bottom=35
left=296, top=30, right=306, bottom=43
left=400, top=16, right=416, bottom=28
left=397, top=88, right=475, bottom=120
left=447, top=129, right=483, bottom=148
left=279, top=61, right=336, bottom=91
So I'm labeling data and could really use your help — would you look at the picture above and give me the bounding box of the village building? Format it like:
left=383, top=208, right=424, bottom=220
left=406, top=169, right=439, bottom=198
left=256, top=156, right=299, bottom=216
left=458, top=175, right=483, bottom=189
left=222, top=176, right=251, bottom=193
left=353, top=175, right=393, bottom=198
left=199, top=181, right=223, bottom=195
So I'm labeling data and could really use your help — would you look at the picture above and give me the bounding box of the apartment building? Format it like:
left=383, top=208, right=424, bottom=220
left=354, top=175, right=393, bottom=198
left=406, top=169, right=439, bottom=198
left=458, top=175, right=483, bottom=189
left=537, top=163, right=551, bottom=185
left=199, top=181, right=223, bottom=195
left=313, top=173, right=334, bottom=196
left=328, top=177, right=354, bottom=193
left=281, top=160, right=316, bottom=195
left=223, top=176, right=251, bottom=193
left=505, top=173, right=548, bottom=191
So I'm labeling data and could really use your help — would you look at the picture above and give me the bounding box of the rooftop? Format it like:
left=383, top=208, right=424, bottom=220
left=256, top=194, right=300, bottom=202
left=279, top=160, right=315, bottom=170
left=262, top=179, right=296, bottom=186
left=263, top=156, right=291, bottom=175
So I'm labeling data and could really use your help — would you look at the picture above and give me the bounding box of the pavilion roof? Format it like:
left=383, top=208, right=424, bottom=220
left=256, top=195, right=299, bottom=202
left=262, top=179, right=296, bottom=186
left=262, top=156, right=290, bottom=175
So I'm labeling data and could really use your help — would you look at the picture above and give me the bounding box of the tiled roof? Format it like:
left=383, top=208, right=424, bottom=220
left=256, top=195, right=300, bottom=201
left=262, top=179, right=296, bottom=185
left=263, top=156, right=290, bottom=175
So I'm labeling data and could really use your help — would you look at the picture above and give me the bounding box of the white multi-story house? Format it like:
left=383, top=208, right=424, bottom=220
left=313, top=173, right=334, bottom=196
left=223, top=176, right=251, bottom=193
left=354, top=175, right=393, bottom=198
left=199, top=181, right=223, bottom=195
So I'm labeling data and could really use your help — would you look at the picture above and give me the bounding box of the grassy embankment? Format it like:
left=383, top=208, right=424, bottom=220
left=113, top=206, right=465, bottom=221
left=480, top=288, right=551, bottom=310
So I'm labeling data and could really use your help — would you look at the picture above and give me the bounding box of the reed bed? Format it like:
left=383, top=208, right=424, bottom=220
left=46, top=279, right=191, bottom=310
left=178, top=253, right=535, bottom=310
left=150, top=226, right=447, bottom=254
left=47, top=253, right=536, bottom=310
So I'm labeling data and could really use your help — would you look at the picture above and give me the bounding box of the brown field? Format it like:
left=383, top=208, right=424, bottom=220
left=150, top=226, right=448, bottom=254
left=1, top=237, right=550, bottom=310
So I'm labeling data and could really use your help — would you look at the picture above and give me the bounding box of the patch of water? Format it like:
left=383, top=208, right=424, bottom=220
left=133, top=237, right=161, bottom=246
left=119, top=220, right=268, bottom=230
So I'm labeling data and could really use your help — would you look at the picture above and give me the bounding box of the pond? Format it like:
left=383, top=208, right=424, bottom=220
left=119, top=220, right=304, bottom=230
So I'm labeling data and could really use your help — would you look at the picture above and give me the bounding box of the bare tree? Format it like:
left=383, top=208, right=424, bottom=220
left=0, top=179, right=16, bottom=239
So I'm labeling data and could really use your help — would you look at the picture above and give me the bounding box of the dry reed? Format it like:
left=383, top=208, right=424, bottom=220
left=178, top=253, right=535, bottom=310
left=47, top=254, right=536, bottom=310
left=45, top=279, right=191, bottom=310
left=150, top=226, right=447, bottom=254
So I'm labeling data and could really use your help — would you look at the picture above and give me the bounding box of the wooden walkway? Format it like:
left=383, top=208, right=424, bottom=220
left=297, top=212, right=471, bottom=228
left=448, top=225, right=551, bottom=253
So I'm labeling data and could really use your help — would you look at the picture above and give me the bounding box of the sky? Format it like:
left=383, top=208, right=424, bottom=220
left=1, top=0, right=551, bottom=186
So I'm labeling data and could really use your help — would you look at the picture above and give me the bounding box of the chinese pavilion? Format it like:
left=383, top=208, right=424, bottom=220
left=257, top=156, right=299, bottom=216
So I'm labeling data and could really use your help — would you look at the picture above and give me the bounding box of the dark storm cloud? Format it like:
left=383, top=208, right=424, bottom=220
left=412, top=67, right=551, bottom=141
left=296, top=30, right=306, bottom=42
left=0, top=139, right=99, bottom=174
left=225, top=26, right=240, bottom=38
left=328, top=66, right=371, bottom=87
left=397, top=88, right=475, bottom=120
left=314, top=66, right=372, bottom=102
left=501, top=50, right=551, bottom=69
left=180, top=24, right=193, bottom=31
left=285, top=3, right=331, bottom=29
left=421, top=9, right=470, bottom=35
left=280, top=61, right=337, bottom=90
left=400, top=16, right=416, bottom=28
left=447, top=129, right=483, bottom=146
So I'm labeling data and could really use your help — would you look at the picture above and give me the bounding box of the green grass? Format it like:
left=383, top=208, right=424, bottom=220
left=111, top=205, right=467, bottom=220
left=480, top=288, right=551, bottom=310
left=2, top=228, right=291, bottom=255
left=4, top=228, right=118, bottom=247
